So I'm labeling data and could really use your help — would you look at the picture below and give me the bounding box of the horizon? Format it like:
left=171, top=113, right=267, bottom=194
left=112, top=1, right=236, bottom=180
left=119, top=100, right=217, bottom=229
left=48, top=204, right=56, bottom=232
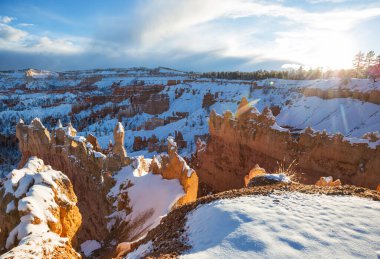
left=1, top=0, right=380, bottom=71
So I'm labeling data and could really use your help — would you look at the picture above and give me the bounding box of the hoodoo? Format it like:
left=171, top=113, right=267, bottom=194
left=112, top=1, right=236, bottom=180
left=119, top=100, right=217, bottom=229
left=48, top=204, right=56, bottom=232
left=195, top=97, right=380, bottom=192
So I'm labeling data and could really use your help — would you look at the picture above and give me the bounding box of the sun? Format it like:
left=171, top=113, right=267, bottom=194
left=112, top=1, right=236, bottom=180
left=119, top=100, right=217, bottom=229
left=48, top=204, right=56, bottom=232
left=306, top=32, right=355, bottom=70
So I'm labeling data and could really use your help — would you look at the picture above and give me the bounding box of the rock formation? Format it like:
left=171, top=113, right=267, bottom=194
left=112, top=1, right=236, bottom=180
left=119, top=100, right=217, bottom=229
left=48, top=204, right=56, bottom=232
left=13, top=118, right=199, bottom=256
left=15, top=118, right=130, bottom=244
left=244, top=164, right=266, bottom=187
left=302, top=87, right=380, bottom=105
left=195, top=97, right=380, bottom=192
left=315, top=176, right=342, bottom=187
left=150, top=137, right=198, bottom=206
left=0, top=157, right=81, bottom=258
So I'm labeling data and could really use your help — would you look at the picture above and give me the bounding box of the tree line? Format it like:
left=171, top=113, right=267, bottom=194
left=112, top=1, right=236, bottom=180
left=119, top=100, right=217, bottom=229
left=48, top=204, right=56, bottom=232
left=201, top=51, right=380, bottom=81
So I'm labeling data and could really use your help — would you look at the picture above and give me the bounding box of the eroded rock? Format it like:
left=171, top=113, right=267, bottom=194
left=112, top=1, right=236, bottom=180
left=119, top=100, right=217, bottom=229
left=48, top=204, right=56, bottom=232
left=0, top=157, right=81, bottom=258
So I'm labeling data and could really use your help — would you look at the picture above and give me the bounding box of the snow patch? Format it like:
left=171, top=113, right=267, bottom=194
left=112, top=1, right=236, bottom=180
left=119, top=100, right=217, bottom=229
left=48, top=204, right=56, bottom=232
left=183, top=193, right=380, bottom=258
left=81, top=240, right=102, bottom=257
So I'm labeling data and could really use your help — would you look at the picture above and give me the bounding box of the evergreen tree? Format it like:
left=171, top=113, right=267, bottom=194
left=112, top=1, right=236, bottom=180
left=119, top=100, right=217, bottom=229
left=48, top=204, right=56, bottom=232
left=353, top=51, right=365, bottom=78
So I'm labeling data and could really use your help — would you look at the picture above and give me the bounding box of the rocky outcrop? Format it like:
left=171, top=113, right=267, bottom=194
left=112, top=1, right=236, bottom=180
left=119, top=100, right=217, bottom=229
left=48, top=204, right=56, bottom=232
left=0, top=157, right=81, bottom=258
left=315, top=176, right=342, bottom=187
left=244, top=164, right=266, bottom=187
left=195, top=97, right=380, bottom=192
left=15, top=119, right=130, bottom=244
left=302, top=87, right=380, bottom=105
left=150, top=137, right=198, bottom=206
left=14, top=118, right=199, bottom=256
left=202, top=92, right=217, bottom=108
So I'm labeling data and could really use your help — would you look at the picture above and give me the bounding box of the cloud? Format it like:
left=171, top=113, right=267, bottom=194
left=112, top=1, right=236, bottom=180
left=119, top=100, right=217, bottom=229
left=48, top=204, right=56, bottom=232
left=282, top=63, right=301, bottom=70
left=18, top=23, right=34, bottom=27
left=0, top=23, right=27, bottom=42
left=0, top=16, right=15, bottom=24
left=0, top=0, right=380, bottom=70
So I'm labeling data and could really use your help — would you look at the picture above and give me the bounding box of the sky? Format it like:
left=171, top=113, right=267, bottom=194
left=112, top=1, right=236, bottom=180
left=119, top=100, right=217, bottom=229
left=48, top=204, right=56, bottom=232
left=0, top=0, right=380, bottom=72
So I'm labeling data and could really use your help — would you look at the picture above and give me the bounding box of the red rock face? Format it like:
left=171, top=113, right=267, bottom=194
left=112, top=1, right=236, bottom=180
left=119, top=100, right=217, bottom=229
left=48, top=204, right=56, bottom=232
left=15, top=119, right=127, bottom=245
left=302, top=87, right=380, bottom=104
left=194, top=98, right=380, bottom=192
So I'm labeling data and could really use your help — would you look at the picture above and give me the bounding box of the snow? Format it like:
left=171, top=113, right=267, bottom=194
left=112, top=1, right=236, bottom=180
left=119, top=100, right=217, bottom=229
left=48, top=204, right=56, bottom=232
left=183, top=193, right=380, bottom=258
left=108, top=157, right=184, bottom=239
left=260, top=173, right=291, bottom=183
left=81, top=240, right=102, bottom=257
left=117, top=122, right=125, bottom=133
left=0, top=157, right=76, bottom=258
left=93, top=151, right=106, bottom=159
left=73, top=136, right=86, bottom=142
left=6, top=200, right=15, bottom=213
left=126, top=241, right=153, bottom=259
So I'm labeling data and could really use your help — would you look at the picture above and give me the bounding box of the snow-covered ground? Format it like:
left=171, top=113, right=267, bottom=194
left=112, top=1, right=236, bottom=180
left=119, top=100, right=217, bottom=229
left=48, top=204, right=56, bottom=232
left=107, top=157, right=184, bottom=241
left=1, top=67, right=379, bottom=177
left=182, top=193, right=380, bottom=258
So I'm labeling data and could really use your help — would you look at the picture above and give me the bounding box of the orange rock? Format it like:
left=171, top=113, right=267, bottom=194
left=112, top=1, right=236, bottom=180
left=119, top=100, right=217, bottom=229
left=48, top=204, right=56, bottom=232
left=244, top=164, right=266, bottom=187
left=315, top=176, right=341, bottom=187
left=150, top=137, right=199, bottom=206
left=377, top=184, right=380, bottom=192
left=196, top=96, right=380, bottom=192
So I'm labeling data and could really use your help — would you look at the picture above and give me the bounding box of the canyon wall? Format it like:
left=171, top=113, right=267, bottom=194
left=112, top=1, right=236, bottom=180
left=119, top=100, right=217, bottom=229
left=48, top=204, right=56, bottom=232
left=14, top=118, right=198, bottom=250
left=15, top=118, right=124, bottom=244
left=195, top=97, right=380, bottom=192
left=302, top=87, right=380, bottom=104
left=0, top=157, right=81, bottom=258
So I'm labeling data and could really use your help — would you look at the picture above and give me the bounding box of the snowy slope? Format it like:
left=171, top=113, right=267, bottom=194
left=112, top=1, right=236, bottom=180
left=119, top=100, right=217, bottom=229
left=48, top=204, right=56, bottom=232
left=182, top=193, right=380, bottom=258
left=1, top=69, right=379, bottom=177
left=107, top=157, right=184, bottom=241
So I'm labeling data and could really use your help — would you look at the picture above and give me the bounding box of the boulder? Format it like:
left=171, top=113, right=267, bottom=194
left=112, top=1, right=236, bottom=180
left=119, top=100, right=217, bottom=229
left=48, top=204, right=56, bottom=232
left=315, top=176, right=342, bottom=187
left=244, top=164, right=266, bottom=187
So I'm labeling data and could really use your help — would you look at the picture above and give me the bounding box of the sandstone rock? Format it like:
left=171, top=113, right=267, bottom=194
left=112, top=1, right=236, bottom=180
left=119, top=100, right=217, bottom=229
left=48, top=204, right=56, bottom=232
left=377, top=184, right=380, bottom=192
left=86, top=133, right=101, bottom=151
left=149, top=137, right=198, bottom=206
left=244, top=164, right=266, bottom=187
left=113, top=122, right=127, bottom=158
left=195, top=99, right=380, bottom=192
left=315, top=176, right=342, bottom=187
left=0, top=157, right=81, bottom=257
left=247, top=173, right=290, bottom=187
left=202, top=92, right=217, bottom=108
left=16, top=119, right=116, bottom=244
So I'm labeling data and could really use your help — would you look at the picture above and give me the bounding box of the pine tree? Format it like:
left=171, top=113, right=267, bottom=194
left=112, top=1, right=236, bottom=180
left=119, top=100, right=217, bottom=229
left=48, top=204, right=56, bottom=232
left=365, top=51, right=376, bottom=70
left=353, top=51, right=365, bottom=78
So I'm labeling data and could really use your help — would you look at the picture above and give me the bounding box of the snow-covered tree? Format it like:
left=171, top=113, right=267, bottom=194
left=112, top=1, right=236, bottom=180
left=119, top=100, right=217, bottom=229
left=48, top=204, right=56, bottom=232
left=368, top=64, right=380, bottom=82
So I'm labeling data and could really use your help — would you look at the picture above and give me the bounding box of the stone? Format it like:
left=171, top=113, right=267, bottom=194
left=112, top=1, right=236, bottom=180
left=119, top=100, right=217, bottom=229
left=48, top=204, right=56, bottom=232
left=113, top=122, right=127, bottom=158
left=315, top=176, right=342, bottom=187
left=194, top=102, right=380, bottom=192
left=244, top=164, right=266, bottom=187
left=0, top=157, right=81, bottom=257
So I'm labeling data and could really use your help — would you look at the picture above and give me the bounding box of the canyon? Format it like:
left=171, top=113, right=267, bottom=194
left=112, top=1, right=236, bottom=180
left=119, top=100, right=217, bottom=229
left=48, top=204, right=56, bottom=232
left=194, top=97, right=380, bottom=192
left=0, top=68, right=379, bottom=258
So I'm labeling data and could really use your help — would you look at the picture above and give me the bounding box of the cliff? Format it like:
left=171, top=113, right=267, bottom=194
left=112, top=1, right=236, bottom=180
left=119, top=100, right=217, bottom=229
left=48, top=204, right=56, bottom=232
left=15, top=118, right=125, bottom=244
left=0, top=157, right=81, bottom=258
left=14, top=118, right=198, bottom=256
left=195, top=97, right=380, bottom=192
left=150, top=137, right=198, bottom=206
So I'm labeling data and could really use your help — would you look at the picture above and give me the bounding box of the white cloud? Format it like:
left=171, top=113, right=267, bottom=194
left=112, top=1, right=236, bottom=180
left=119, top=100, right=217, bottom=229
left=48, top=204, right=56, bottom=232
left=18, top=23, right=34, bottom=27
left=0, top=16, right=15, bottom=24
left=0, top=23, right=27, bottom=42
left=282, top=63, right=301, bottom=70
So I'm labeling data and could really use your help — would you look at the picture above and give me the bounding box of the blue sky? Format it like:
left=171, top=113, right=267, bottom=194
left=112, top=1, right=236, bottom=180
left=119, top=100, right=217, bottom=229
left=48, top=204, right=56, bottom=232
left=0, top=0, right=379, bottom=71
